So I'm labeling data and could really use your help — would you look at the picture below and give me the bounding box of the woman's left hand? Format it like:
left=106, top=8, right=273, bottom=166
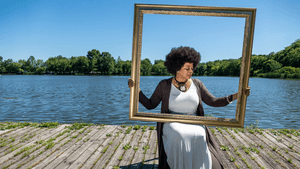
left=244, top=87, right=250, bottom=97
left=232, top=87, right=250, bottom=101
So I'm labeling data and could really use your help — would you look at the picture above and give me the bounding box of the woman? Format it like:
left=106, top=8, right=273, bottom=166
left=128, top=46, right=250, bottom=169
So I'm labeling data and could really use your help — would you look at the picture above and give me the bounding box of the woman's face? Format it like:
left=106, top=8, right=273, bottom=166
left=176, top=62, right=194, bottom=80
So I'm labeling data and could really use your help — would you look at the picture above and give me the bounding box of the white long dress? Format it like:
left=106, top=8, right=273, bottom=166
left=162, top=81, right=212, bottom=169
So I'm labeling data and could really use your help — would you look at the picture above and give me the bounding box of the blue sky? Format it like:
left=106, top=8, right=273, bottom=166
left=1, top=0, right=299, bottom=64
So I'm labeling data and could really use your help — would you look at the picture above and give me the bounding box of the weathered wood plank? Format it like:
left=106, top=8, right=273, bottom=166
left=97, top=127, right=127, bottom=169
left=44, top=126, right=99, bottom=169
left=277, top=130, right=300, bottom=142
left=262, top=130, right=300, bottom=168
left=51, top=126, right=105, bottom=169
left=9, top=125, right=73, bottom=169
left=106, top=127, right=135, bottom=169
left=219, top=127, right=260, bottom=169
left=228, top=128, right=274, bottom=169
left=253, top=130, right=297, bottom=169
left=0, top=126, right=28, bottom=138
left=209, top=128, right=234, bottom=169
left=236, top=130, right=284, bottom=169
left=264, top=130, right=292, bottom=150
left=67, top=125, right=111, bottom=169
left=80, top=125, right=118, bottom=169
left=0, top=127, right=39, bottom=157
left=267, top=130, right=300, bottom=157
left=20, top=126, right=77, bottom=169
left=129, top=130, right=151, bottom=169
left=93, top=126, right=129, bottom=169
left=92, top=126, right=124, bottom=169
left=141, top=130, right=157, bottom=169
left=154, top=142, right=159, bottom=169
left=0, top=129, right=13, bottom=136
left=0, top=125, right=67, bottom=168
left=214, top=129, right=242, bottom=169
left=0, top=125, right=28, bottom=137
left=279, top=133, right=300, bottom=152
left=1, top=124, right=299, bottom=169
left=32, top=126, right=91, bottom=169
left=275, top=133, right=300, bottom=160
left=119, top=129, right=143, bottom=167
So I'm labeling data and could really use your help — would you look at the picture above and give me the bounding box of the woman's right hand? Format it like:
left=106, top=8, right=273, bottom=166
left=128, top=78, right=134, bottom=88
left=128, top=78, right=141, bottom=92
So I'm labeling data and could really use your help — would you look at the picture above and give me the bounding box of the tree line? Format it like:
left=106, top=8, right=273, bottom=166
left=0, top=39, right=299, bottom=78
left=0, top=50, right=132, bottom=75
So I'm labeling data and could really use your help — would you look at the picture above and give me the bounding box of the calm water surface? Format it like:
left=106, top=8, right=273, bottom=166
left=0, top=75, right=299, bottom=129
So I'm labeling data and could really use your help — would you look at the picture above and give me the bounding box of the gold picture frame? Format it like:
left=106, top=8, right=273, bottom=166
left=129, top=4, right=256, bottom=128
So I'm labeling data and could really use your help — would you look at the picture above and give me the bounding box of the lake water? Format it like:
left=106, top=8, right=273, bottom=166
left=0, top=75, right=299, bottom=129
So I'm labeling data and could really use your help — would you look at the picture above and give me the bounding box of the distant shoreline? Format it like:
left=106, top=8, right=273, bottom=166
left=1, top=73, right=299, bottom=80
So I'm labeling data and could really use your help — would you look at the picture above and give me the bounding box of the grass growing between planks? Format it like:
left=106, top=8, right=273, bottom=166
left=0, top=121, right=96, bottom=169
left=0, top=121, right=58, bottom=131
left=2, top=121, right=298, bottom=169
left=0, top=121, right=97, bottom=131
left=214, top=120, right=300, bottom=169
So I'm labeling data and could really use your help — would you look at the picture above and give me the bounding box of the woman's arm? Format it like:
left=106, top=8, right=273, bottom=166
left=228, top=87, right=250, bottom=103
left=128, top=79, right=162, bottom=110
left=200, top=81, right=231, bottom=107
left=196, top=79, right=250, bottom=107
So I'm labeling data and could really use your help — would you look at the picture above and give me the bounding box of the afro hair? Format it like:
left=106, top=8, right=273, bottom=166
left=164, top=46, right=201, bottom=75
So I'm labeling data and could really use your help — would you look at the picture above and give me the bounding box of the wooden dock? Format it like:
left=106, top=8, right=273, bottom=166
left=0, top=122, right=299, bottom=169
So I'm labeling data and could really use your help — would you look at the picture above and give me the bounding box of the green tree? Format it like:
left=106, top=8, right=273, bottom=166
left=94, top=53, right=103, bottom=73
left=18, top=59, right=27, bottom=72
left=26, top=56, right=37, bottom=72
left=0, top=56, right=5, bottom=73
left=122, top=60, right=131, bottom=75
left=101, top=52, right=115, bottom=75
left=152, top=60, right=168, bottom=75
left=56, top=56, right=69, bottom=73
left=69, top=56, right=78, bottom=73
left=275, top=66, right=300, bottom=74
left=115, top=56, right=125, bottom=74
left=87, top=49, right=101, bottom=72
left=227, top=59, right=241, bottom=76
left=76, top=56, right=89, bottom=73
left=154, top=59, right=164, bottom=65
left=141, top=58, right=152, bottom=76
left=5, top=62, right=22, bottom=73
left=204, top=61, right=212, bottom=76
left=250, top=55, right=268, bottom=76
left=36, top=59, right=45, bottom=68
left=272, top=39, right=300, bottom=68
left=200, top=59, right=240, bottom=76
left=45, top=55, right=70, bottom=73
left=263, top=59, right=282, bottom=72
left=35, top=67, right=46, bottom=75
left=3, top=59, right=13, bottom=72
left=45, top=57, right=59, bottom=73
left=194, top=63, right=206, bottom=76
left=33, top=59, right=46, bottom=74
left=216, top=61, right=230, bottom=76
